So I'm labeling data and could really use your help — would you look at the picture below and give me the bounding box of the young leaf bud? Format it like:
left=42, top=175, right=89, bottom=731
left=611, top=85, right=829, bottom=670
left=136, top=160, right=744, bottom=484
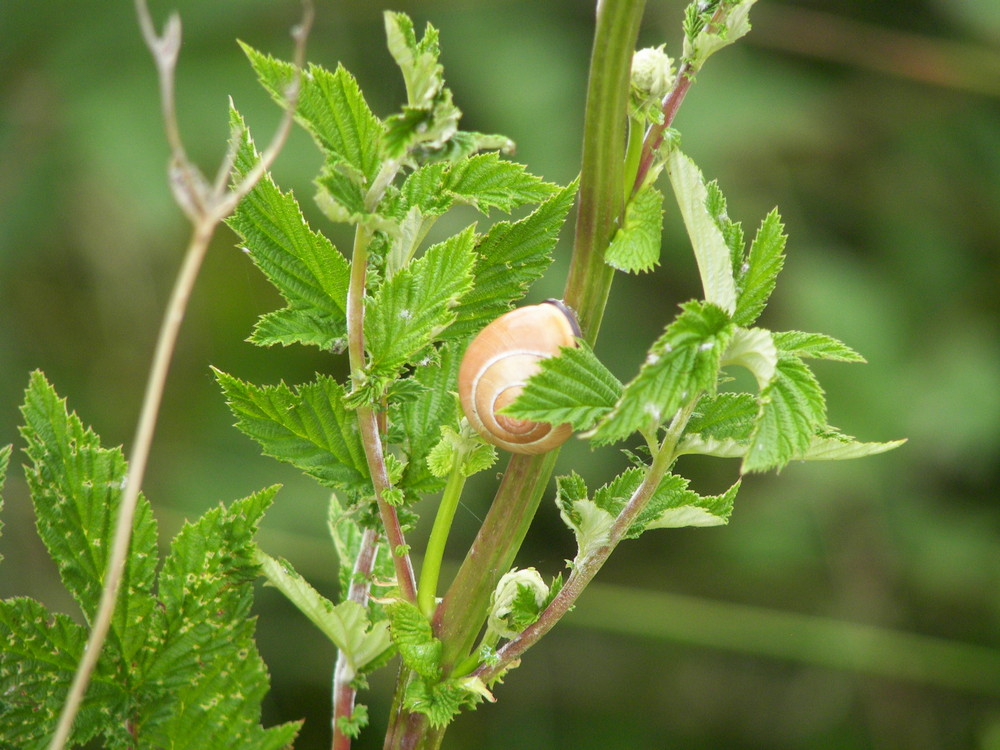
left=488, top=567, right=550, bottom=640
left=630, top=45, right=675, bottom=120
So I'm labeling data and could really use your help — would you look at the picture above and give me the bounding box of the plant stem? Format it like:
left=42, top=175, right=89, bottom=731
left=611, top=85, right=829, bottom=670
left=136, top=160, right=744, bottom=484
left=332, top=527, right=379, bottom=750
left=418, top=465, right=468, bottom=617
left=47, top=6, right=312, bottom=748
left=629, top=60, right=695, bottom=198
left=564, top=0, right=647, bottom=343
left=475, top=401, right=697, bottom=682
left=382, top=5, right=647, bottom=747
left=347, top=223, right=417, bottom=604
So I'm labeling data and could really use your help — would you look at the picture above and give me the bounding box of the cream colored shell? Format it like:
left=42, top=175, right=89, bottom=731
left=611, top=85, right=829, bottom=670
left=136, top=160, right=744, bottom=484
left=458, top=301, right=579, bottom=454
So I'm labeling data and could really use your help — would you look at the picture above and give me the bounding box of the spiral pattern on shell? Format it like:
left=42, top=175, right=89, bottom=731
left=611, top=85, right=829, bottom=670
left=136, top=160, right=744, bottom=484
left=458, top=300, right=580, bottom=454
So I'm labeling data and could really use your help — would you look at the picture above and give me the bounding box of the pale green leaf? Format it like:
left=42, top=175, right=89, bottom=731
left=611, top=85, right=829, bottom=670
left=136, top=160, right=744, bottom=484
left=448, top=181, right=577, bottom=340
left=666, top=149, right=738, bottom=313
left=773, top=330, right=866, bottom=363
left=403, top=677, right=483, bottom=729
left=18, top=371, right=157, bottom=663
left=242, top=45, right=382, bottom=180
left=733, top=208, right=786, bottom=327
left=802, top=429, right=906, bottom=461
left=556, top=473, right=616, bottom=562
left=683, top=0, right=758, bottom=71
left=255, top=550, right=392, bottom=676
left=366, top=227, right=476, bottom=380
left=643, top=479, right=739, bottom=530
left=742, top=355, right=827, bottom=473
left=721, top=326, right=777, bottom=389
left=425, top=425, right=497, bottom=479
left=214, top=370, right=371, bottom=496
left=384, top=12, right=443, bottom=108
left=502, top=342, right=624, bottom=431
left=605, top=185, right=664, bottom=273
left=705, top=179, right=745, bottom=272
left=589, top=301, right=734, bottom=444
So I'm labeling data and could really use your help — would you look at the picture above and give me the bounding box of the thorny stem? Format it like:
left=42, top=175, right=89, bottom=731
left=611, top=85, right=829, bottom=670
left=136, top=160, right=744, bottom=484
left=46, top=4, right=313, bottom=750
left=474, top=401, right=699, bottom=683
left=629, top=60, right=695, bottom=197
left=332, top=527, right=380, bottom=750
left=347, top=158, right=417, bottom=604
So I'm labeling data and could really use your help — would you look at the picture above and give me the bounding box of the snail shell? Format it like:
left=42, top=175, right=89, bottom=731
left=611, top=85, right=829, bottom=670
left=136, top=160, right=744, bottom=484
left=459, top=300, right=581, bottom=454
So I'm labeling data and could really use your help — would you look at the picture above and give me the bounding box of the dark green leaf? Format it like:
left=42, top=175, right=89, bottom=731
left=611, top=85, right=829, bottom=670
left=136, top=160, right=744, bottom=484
left=503, top=342, right=624, bottom=431
left=215, top=370, right=371, bottom=496
left=448, top=181, right=577, bottom=340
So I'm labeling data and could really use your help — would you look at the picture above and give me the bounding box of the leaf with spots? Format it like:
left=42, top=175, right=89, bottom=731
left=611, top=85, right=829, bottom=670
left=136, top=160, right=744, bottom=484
left=18, top=371, right=158, bottom=664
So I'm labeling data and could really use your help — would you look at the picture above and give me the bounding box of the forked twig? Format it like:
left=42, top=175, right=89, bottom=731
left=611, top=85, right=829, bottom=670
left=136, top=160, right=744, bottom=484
left=47, top=3, right=314, bottom=748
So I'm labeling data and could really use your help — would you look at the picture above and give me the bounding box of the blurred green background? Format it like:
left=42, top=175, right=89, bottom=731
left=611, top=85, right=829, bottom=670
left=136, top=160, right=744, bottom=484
left=2, top=1, right=999, bottom=748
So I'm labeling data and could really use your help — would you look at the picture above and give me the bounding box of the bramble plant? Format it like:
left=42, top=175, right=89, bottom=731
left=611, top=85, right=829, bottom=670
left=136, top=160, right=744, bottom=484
left=0, top=1, right=904, bottom=749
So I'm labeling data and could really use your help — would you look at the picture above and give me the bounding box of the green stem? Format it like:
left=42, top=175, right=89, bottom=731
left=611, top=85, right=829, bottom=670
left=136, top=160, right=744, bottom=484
left=418, top=465, right=468, bottom=617
left=564, top=0, right=647, bottom=343
left=622, top=116, right=644, bottom=205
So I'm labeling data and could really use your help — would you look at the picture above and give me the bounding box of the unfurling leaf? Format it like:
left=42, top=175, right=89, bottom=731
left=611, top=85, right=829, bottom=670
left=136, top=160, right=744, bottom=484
left=605, top=185, right=664, bottom=273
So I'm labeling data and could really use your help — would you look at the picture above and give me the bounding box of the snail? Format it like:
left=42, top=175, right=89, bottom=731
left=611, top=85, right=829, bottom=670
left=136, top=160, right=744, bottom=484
left=458, top=300, right=581, bottom=454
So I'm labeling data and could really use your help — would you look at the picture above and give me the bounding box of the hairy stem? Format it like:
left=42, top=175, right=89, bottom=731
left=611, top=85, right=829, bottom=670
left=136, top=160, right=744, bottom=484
left=474, top=401, right=698, bottom=682
left=332, top=527, right=379, bottom=750
left=47, top=6, right=312, bottom=749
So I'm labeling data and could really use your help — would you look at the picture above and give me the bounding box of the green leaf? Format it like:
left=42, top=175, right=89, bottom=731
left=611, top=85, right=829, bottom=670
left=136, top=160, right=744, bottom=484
left=255, top=550, right=392, bottom=677
left=228, top=111, right=350, bottom=350
left=396, top=344, right=462, bottom=496
left=802, top=429, right=906, bottom=461
left=403, top=676, right=484, bottom=729
left=773, top=330, right=866, bottom=363
left=18, top=371, right=158, bottom=662
left=383, top=13, right=461, bottom=159
left=144, top=488, right=301, bottom=749
left=666, top=149, right=738, bottom=313
left=642, top=478, right=739, bottom=531
left=444, top=152, right=558, bottom=214
left=366, top=227, right=476, bottom=382
left=425, top=425, right=497, bottom=479
left=387, top=599, right=442, bottom=680
left=733, top=208, right=786, bottom=327
left=448, top=181, right=577, bottom=339
left=242, top=45, right=382, bottom=180
left=214, top=369, right=371, bottom=496
left=684, top=392, right=758, bottom=442
left=742, top=354, right=827, bottom=473
left=604, top=185, right=664, bottom=273
left=315, top=161, right=373, bottom=226
left=589, top=302, right=734, bottom=444
left=705, top=179, right=745, bottom=273
left=0, top=597, right=107, bottom=749
left=0, top=444, right=10, bottom=560
left=502, top=342, right=624, bottom=431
